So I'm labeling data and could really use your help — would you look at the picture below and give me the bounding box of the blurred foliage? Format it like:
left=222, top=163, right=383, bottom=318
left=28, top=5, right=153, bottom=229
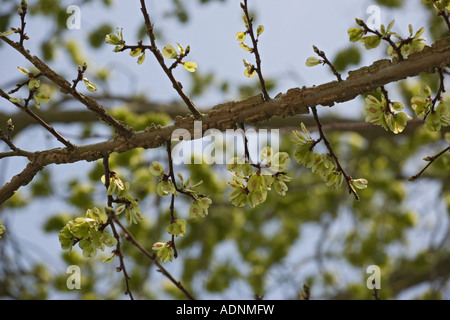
left=0, top=0, right=448, bottom=301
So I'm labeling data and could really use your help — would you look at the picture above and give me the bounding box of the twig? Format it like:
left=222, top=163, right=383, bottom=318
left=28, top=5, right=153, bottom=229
left=139, top=0, right=202, bottom=119
left=102, top=156, right=134, bottom=300
left=356, top=19, right=405, bottom=61
left=241, top=0, right=270, bottom=101
left=437, top=8, right=450, bottom=33
left=18, top=0, right=28, bottom=47
left=380, top=86, right=396, bottom=117
left=372, top=279, right=380, bottom=300
left=0, top=88, right=76, bottom=150
left=72, top=63, right=87, bottom=90
left=169, top=194, right=178, bottom=259
left=431, top=68, right=446, bottom=111
left=408, top=146, right=450, bottom=181
left=113, top=217, right=196, bottom=300
left=313, top=46, right=343, bottom=82
left=300, top=284, right=311, bottom=300
left=0, top=36, right=134, bottom=138
left=166, top=139, right=197, bottom=201
left=8, top=73, right=42, bottom=95
left=311, top=106, right=359, bottom=200
left=239, top=122, right=252, bottom=163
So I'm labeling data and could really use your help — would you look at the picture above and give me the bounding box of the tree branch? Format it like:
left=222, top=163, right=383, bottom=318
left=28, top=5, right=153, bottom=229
left=408, top=146, right=450, bottom=181
left=0, top=37, right=449, bottom=205
left=113, top=217, right=196, bottom=300
left=0, top=88, right=76, bottom=150
left=139, top=0, right=202, bottom=119
left=0, top=36, right=134, bottom=138
left=102, top=156, right=134, bottom=300
left=241, top=0, right=270, bottom=101
left=311, top=106, right=359, bottom=200
left=0, top=162, right=43, bottom=205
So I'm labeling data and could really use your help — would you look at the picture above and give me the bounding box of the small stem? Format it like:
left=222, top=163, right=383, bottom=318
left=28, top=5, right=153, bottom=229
left=408, top=146, right=450, bottom=181
left=431, top=68, right=446, bottom=110
left=72, top=63, right=87, bottom=90
left=139, top=0, right=202, bottom=119
left=439, top=10, right=450, bottom=33
left=0, top=88, right=75, bottom=150
left=311, top=106, right=359, bottom=200
left=359, top=19, right=403, bottom=61
left=169, top=194, right=178, bottom=259
left=113, top=217, right=196, bottom=300
left=313, top=46, right=342, bottom=82
left=372, top=279, right=380, bottom=300
left=380, top=86, right=395, bottom=116
left=239, top=122, right=252, bottom=163
left=103, top=156, right=134, bottom=300
left=166, top=139, right=197, bottom=201
left=19, top=1, right=28, bottom=47
left=242, top=0, right=270, bottom=101
left=8, top=73, right=42, bottom=95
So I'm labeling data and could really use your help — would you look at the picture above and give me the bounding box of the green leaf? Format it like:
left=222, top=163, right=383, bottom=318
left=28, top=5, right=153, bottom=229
left=149, top=161, right=164, bottom=176
left=236, top=31, right=246, bottom=42
left=305, top=57, right=321, bottom=67
left=162, top=45, right=178, bottom=59
left=256, top=25, right=264, bottom=37
left=351, top=178, right=368, bottom=190
left=362, top=35, right=381, bottom=49
left=137, top=53, right=146, bottom=65
left=183, top=61, right=197, bottom=72
left=129, top=48, right=142, bottom=57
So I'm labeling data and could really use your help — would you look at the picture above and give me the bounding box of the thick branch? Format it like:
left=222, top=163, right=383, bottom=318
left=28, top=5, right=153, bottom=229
left=0, top=162, right=43, bottom=205
left=0, top=37, right=449, bottom=205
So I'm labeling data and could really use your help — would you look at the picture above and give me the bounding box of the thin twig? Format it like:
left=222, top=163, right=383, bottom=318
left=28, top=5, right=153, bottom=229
left=166, top=139, right=197, bottom=201
left=102, top=156, right=134, bottom=300
left=357, top=19, right=405, bottom=61
left=169, top=194, right=178, bottom=259
left=72, top=63, right=87, bottom=90
left=0, top=88, right=76, bottom=150
left=380, top=86, right=396, bottom=117
left=372, top=279, right=380, bottom=300
left=431, top=68, right=446, bottom=111
left=113, top=217, right=196, bottom=300
left=8, top=73, right=42, bottom=95
left=18, top=0, right=28, bottom=47
left=408, top=146, right=450, bottom=181
left=0, top=36, right=134, bottom=138
left=139, top=0, right=202, bottom=119
left=438, top=9, right=450, bottom=33
left=311, top=106, right=359, bottom=200
left=313, top=46, right=343, bottom=82
left=241, top=0, right=270, bottom=101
